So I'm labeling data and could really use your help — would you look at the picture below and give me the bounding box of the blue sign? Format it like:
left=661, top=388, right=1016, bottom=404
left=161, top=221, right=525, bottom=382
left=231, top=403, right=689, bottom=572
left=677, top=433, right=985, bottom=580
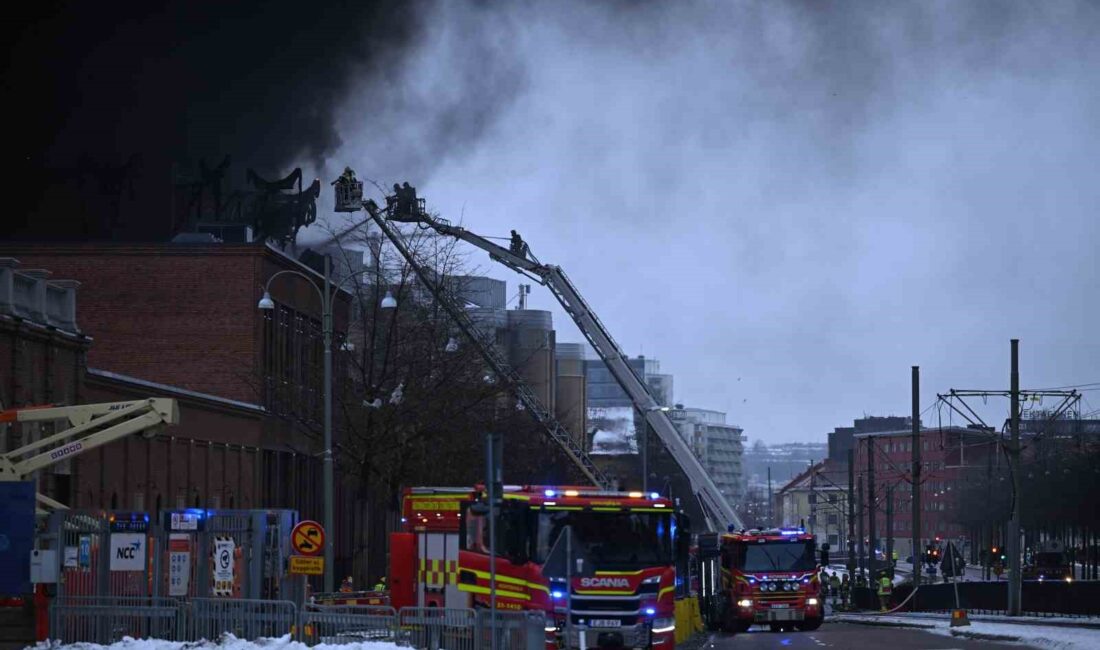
left=79, top=536, right=91, bottom=569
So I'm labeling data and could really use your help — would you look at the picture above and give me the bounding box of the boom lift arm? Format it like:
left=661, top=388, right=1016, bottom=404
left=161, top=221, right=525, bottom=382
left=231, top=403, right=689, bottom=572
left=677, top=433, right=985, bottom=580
left=0, top=398, right=180, bottom=512
left=368, top=200, right=741, bottom=531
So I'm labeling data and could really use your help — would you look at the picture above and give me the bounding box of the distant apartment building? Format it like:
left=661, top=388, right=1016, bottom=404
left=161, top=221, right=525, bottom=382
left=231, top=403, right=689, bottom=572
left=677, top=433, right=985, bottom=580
left=669, top=405, right=745, bottom=507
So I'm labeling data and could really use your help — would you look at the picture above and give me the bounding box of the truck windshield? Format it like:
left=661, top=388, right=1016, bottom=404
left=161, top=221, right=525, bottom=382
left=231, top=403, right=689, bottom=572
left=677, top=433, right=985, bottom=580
left=731, top=541, right=816, bottom=573
left=533, top=510, right=672, bottom=569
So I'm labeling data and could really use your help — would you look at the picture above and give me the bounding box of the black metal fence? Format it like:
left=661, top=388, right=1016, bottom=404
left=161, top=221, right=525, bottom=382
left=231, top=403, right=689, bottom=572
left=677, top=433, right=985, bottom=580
left=852, top=581, right=1100, bottom=617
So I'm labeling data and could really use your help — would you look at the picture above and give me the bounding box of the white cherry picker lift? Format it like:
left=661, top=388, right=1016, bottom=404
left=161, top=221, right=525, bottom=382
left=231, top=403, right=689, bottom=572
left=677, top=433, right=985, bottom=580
left=0, top=398, right=180, bottom=514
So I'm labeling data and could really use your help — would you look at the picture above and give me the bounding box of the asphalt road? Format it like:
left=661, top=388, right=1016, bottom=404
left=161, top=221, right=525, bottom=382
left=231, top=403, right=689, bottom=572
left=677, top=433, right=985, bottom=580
left=696, top=621, right=1032, bottom=649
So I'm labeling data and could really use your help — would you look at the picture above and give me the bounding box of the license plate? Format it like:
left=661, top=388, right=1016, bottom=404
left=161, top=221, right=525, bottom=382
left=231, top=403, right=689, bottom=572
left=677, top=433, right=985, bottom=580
left=770, top=603, right=789, bottom=609
left=589, top=619, right=621, bottom=628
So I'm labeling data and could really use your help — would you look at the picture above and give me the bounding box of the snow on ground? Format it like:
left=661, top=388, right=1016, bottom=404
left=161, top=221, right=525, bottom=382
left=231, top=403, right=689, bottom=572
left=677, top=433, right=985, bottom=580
left=835, top=614, right=1100, bottom=650
left=30, top=634, right=399, bottom=650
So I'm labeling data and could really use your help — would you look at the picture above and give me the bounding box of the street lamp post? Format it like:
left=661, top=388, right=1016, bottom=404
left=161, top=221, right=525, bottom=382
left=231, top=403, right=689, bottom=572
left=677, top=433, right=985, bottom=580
left=258, top=255, right=396, bottom=593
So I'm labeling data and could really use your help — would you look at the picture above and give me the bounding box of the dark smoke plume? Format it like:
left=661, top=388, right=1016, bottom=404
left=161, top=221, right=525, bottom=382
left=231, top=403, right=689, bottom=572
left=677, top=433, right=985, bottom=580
left=2, top=1, right=420, bottom=240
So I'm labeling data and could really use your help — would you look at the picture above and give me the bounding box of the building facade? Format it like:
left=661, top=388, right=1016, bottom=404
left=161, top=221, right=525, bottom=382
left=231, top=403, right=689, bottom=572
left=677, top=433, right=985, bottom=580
left=586, top=355, right=673, bottom=408
left=852, top=426, right=997, bottom=560
left=775, top=459, right=849, bottom=552
left=0, top=242, right=355, bottom=577
left=669, top=406, right=745, bottom=508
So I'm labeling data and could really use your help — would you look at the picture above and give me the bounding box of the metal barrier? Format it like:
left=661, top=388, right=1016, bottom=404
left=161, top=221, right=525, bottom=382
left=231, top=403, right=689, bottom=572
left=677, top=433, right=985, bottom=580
left=300, top=605, right=397, bottom=644
left=157, top=510, right=300, bottom=601
left=398, top=607, right=476, bottom=650
left=50, top=596, right=180, bottom=644
left=46, top=510, right=156, bottom=599
left=474, top=609, right=544, bottom=650
left=47, top=598, right=555, bottom=647
left=185, top=598, right=297, bottom=641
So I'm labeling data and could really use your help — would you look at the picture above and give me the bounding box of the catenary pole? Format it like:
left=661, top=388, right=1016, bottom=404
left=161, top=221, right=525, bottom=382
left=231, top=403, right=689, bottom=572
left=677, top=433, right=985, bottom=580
left=1008, top=340, right=1022, bottom=616
left=912, top=366, right=921, bottom=592
left=847, top=448, right=856, bottom=577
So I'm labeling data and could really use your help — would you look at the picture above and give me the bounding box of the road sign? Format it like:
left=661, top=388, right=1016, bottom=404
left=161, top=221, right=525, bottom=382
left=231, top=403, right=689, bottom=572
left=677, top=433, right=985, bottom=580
left=289, top=555, right=324, bottom=575
left=291, top=520, right=325, bottom=557
left=168, top=534, right=191, bottom=596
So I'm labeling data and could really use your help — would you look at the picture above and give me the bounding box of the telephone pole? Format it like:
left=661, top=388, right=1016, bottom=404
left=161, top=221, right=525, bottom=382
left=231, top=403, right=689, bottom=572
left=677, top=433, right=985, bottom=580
left=1008, top=339, right=1022, bottom=616
left=886, top=486, right=894, bottom=573
left=857, top=476, right=865, bottom=579
left=912, top=366, right=921, bottom=590
left=847, top=448, right=856, bottom=577
left=867, top=436, right=877, bottom=577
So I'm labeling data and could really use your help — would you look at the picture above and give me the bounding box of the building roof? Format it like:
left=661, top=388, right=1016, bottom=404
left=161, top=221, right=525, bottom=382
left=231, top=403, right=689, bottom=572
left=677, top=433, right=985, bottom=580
left=776, top=458, right=848, bottom=495
left=852, top=425, right=974, bottom=439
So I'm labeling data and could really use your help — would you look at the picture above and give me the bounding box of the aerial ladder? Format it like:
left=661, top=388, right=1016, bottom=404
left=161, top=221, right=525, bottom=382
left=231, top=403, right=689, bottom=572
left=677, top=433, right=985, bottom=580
left=0, top=398, right=180, bottom=514
left=357, top=200, right=612, bottom=489
left=335, top=177, right=741, bottom=530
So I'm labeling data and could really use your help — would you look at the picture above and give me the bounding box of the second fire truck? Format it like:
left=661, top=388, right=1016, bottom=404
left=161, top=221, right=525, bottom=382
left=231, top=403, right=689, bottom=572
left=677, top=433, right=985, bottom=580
left=389, top=485, right=686, bottom=649
left=702, top=528, right=824, bottom=633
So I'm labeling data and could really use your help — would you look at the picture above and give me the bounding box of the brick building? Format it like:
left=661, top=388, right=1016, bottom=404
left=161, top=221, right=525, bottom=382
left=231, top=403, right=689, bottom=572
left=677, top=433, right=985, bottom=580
left=0, top=242, right=354, bottom=576
left=852, top=426, right=997, bottom=560
left=0, top=258, right=90, bottom=501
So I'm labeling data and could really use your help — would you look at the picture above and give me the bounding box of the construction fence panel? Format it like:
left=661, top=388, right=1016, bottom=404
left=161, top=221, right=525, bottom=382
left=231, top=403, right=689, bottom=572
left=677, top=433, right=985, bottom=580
left=398, top=607, right=476, bottom=650
left=185, top=598, right=298, bottom=642
left=49, top=510, right=155, bottom=600
left=474, top=609, right=545, bottom=650
left=50, top=596, right=180, bottom=645
left=300, top=605, right=398, bottom=645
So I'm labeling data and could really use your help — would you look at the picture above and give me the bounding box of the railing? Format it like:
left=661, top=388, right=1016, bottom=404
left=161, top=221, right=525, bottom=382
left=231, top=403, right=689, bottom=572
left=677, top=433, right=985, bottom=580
left=185, top=598, right=298, bottom=642
left=301, top=605, right=397, bottom=644
left=51, top=596, right=181, bottom=645
left=50, top=599, right=546, bottom=648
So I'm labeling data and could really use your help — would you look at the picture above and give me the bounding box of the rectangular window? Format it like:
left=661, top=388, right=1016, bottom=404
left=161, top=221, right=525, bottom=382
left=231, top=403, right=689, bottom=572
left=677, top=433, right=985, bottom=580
left=827, top=514, right=838, bottom=525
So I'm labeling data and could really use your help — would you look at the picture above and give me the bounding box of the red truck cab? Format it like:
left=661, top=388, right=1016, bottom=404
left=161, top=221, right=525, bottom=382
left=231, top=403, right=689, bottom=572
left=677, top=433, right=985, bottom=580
left=390, top=485, right=681, bottom=649
left=716, top=528, right=823, bottom=633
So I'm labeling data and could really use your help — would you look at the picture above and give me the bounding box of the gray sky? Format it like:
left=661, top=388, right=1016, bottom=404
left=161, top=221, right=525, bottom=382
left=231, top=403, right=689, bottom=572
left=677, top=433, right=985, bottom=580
left=316, top=1, right=1100, bottom=443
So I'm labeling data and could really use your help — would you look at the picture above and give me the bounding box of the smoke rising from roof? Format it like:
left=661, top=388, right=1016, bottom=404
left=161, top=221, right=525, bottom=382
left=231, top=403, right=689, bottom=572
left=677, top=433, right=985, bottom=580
left=328, top=1, right=1100, bottom=441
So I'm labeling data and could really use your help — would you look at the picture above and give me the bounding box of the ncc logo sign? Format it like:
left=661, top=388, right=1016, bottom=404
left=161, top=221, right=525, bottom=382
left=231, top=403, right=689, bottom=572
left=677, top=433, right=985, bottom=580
left=109, top=533, right=145, bottom=571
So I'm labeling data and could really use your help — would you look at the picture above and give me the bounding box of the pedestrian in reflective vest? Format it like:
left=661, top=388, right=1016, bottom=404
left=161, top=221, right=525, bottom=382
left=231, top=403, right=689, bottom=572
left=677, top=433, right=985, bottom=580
left=839, top=574, right=851, bottom=610
left=877, top=574, right=893, bottom=611
left=829, top=573, right=841, bottom=606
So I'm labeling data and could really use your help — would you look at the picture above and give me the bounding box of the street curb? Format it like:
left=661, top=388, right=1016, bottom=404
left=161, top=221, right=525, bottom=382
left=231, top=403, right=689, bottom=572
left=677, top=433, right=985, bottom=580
left=947, top=629, right=1023, bottom=643
left=830, top=616, right=937, bottom=630
left=897, top=613, right=1100, bottom=630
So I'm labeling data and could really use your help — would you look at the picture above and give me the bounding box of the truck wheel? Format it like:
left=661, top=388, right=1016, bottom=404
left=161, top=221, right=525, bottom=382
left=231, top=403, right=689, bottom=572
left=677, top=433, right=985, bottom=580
left=797, top=616, right=823, bottom=631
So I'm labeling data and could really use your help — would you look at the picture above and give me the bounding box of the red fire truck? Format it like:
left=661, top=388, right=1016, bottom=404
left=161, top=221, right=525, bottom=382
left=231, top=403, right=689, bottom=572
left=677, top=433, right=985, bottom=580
left=711, top=528, right=823, bottom=633
left=389, top=485, right=684, bottom=648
